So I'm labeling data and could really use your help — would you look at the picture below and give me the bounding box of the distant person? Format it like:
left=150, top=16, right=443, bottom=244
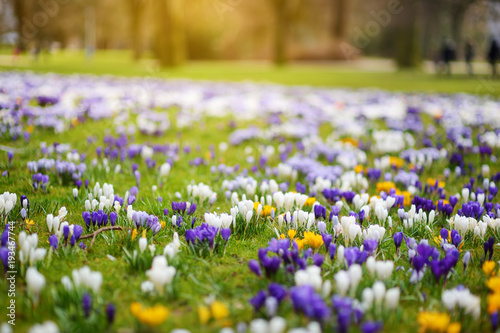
left=441, top=39, right=455, bottom=76
left=12, top=45, right=21, bottom=65
left=488, top=38, right=499, bottom=78
left=32, top=45, right=41, bottom=63
left=465, top=39, right=474, bottom=76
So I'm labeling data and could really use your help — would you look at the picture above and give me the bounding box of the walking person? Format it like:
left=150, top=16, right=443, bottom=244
left=488, top=38, right=500, bottom=78
left=465, top=39, right=474, bottom=76
left=441, top=39, right=455, bottom=76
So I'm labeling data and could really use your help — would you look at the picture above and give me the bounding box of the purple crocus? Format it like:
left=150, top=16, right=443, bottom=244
left=221, top=228, right=231, bottom=242
left=49, top=234, right=59, bottom=250
left=329, top=243, right=337, bottom=260
left=188, top=203, right=197, bottom=215
left=134, top=170, right=141, bottom=187
left=63, top=225, right=70, bottom=241
left=73, top=225, right=83, bottom=240
left=82, top=293, right=92, bottom=318
left=248, top=259, right=262, bottom=277
left=268, top=283, right=287, bottom=302
left=322, top=233, right=333, bottom=251
left=7, top=151, right=13, bottom=166
left=361, top=321, right=383, bottom=333
left=249, top=290, right=266, bottom=311
left=109, top=212, right=117, bottom=226
left=393, top=232, right=403, bottom=250
left=128, top=194, right=136, bottom=206
left=0, top=247, right=9, bottom=274
left=106, top=303, right=116, bottom=324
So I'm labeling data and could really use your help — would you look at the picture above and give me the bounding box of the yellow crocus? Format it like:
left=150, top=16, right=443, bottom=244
left=417, top=311, right=450, bottom=333
left=303, top=231, right=323, bottom=250
left=389, top=156, right=405, bottom=168
left=487, top=277, right=500, bottom=293
left=376, top=181, right=396, bottom=194
left=130, top=302, right=169, bottom=327
left=483, top=261, right=496, bottom=276
left=304, top=197, right=316, bottom=206
left=198, top=305, right=211, bottom=324
left=488, top=293, right=500, bottom=314
left=447, top=322, right=461, bottom=333
left=25, top=219, right=35, bottom=230
left=131, top=229, right=138, bottom=241
left=210, top=301, right=229, bottom=320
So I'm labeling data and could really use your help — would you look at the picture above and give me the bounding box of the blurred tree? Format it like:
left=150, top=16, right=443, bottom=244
left=12, top=0, right=28, bottom=50
left=271, top=0, right=291, bottom=66
left=394, top=0, right=422, bottom=69
left=128, top=0, right=146, bottom=60
left=154, top=0, right=186, bottom=67
left=332, top=0, right=348, bottom=39
left=447, top=0, right=478, bottom=59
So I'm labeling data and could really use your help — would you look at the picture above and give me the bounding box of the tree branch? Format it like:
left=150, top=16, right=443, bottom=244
left=80, top=226, right=127, bottom=247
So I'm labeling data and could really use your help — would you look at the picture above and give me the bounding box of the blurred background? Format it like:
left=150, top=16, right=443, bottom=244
left=1, top=0, right=500, bottom=94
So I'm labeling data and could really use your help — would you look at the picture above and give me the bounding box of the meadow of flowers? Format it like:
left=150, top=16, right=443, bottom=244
left=1, top=71, right=500, bottom=332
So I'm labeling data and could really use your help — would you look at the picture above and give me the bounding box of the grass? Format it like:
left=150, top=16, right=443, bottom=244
left=0, top=54, right=499, bottom=332
left=1, top=50, right=500, bottom=96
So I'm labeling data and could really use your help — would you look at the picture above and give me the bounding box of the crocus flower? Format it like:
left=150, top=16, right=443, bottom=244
left=134, top=170, right=141, bottom=187
left=322, top=233, right=333, bottom=252
left=0, top=247, right=9, bottom=274
left=73, top=225, right=83, bottom=240
left=7, top=151, right=13, bottom=166
left=106, top=303, right=116, bottom=324
left=463, top=251, right=471, bottom=273
left=361, top=321, right=383, bottom=333
left=63, top=225, right=70, bottom=241
left=82, top=292, right=92, bottom=318
left=109, top=212, right=117, bottom=226
left=393, top=232, right=403, bottom=251
left=249, top=290, right=266, bottom=311
left=221, top=228, right=231, bottom=242
left=49, top=235, right=58, bottom=250
left=248, top=259, right=262, bottom=277
left=329, top=243, right=337, bottom=260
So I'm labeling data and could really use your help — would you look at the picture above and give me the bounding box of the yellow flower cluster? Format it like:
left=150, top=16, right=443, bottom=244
left=341, top=137, right=358, bottom=147
left=25, top=219, right=35, bottom=230
left=284, top=231, right=323, bottom=251
left=131, top=228, right=138, bottom=241
left=198, top=301, right=230, bottom=325
left=304, top=197, right=316, bottom=206
left=376, top=181, right=397, bottom=194
left=253, top=202, right=275, bottom=217
left=427, top=178, right=446, bottom=188
left=417, top=311, right=460, bottom=333
left=485, top=261, right=500, bottom=314
left=130, top=302, right=169, bottom=327
left=389, top=156, right=405, bottom=169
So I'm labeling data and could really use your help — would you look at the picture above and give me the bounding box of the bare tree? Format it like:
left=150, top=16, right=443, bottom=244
left=128, top=0, right=146, bottom=60
left=154, top=0, right=186, bottom=67
left=332, top=0, right=348, bottom=39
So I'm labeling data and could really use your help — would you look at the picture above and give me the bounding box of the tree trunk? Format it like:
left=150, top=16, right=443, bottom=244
left=13, top=0, right=28, bottom=51
left=129, top=0, right=144, bottom=61
left=272, top=0, right=287, bottom=66
left=450, top=3, right=469, bottom=60
left=155, top=0, right=185, bottom=67
left=332, top=0, right=348, bottom=39
left=394, top=0, right=422, bottom=69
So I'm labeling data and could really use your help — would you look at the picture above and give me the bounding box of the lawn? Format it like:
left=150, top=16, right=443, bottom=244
left=0, top=59, right=499, bottom=333
left=1, top=50, right=500, bottom=96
